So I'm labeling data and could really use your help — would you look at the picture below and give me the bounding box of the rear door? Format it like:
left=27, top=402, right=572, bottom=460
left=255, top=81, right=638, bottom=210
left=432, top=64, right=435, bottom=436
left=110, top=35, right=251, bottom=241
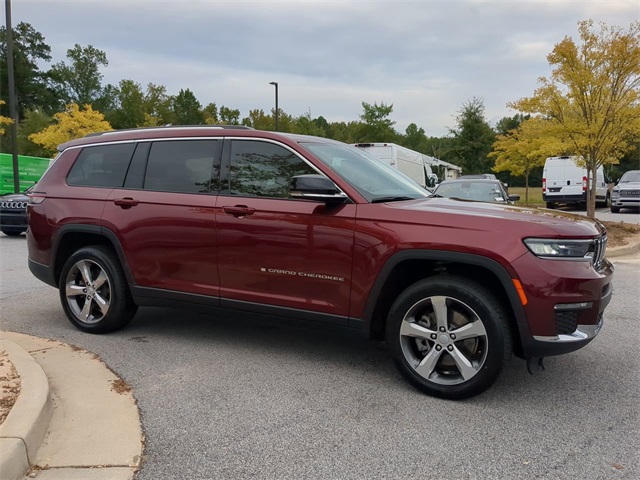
left=215, top=138, right=356, bottom=320
left=102, top=139, right=222, bottom=297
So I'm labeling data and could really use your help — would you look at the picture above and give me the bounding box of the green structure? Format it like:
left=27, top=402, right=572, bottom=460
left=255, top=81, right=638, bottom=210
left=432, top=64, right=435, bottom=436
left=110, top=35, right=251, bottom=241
left=0, top=153, right=52, bottom=194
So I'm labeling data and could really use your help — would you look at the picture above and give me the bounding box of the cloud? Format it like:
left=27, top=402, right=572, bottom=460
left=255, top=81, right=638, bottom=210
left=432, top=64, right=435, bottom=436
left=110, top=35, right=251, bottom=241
left=12, top=0, right=639, bottom=136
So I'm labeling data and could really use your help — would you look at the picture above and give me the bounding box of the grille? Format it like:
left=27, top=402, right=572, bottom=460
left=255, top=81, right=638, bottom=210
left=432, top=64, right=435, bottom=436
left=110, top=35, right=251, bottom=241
left=620, top=190, right=640, bottom=197
left=555, top=310, right=579, bottom=335
left=590, top=234, right=607, bottom=268
left=0, top=201, right=28, bottom=209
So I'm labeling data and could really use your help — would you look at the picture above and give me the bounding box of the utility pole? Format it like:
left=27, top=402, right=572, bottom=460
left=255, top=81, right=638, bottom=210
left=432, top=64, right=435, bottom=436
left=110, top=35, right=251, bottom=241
left=5, top=0, right=21, bottom=192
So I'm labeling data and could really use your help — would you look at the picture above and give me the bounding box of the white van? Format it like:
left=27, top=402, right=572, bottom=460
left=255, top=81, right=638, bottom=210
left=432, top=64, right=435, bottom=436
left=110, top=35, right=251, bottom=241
left=542, top=156, right=610, bottom=208
left=352, top=143, right=437, bottom=189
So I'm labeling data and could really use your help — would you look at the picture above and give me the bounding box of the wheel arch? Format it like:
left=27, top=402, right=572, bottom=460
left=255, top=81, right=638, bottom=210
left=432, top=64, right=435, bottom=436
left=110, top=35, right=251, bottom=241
left=52, top=224, right=134, bottom=287
left=363, top=250, right=528, bottom=356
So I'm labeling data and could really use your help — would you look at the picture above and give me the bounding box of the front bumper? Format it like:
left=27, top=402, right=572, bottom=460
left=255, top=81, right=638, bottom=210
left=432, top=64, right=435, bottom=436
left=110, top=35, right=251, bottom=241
left=0, top=210, right=28, bottom=229
left=512, top=253, right=613, bottom=359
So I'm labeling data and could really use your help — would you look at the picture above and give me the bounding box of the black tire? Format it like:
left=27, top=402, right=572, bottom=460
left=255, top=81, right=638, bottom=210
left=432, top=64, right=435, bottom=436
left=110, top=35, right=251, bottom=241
left=597, top=194, right=611, bottom=208
left=386, top=275, right=511, bottom=400
left=610, top=206, right=620, bottom=213
left=2, top=229, right=26, bottom=236
left=545, top=202, right=555, bottom=209
left=59, top=245, right=137, bottom=333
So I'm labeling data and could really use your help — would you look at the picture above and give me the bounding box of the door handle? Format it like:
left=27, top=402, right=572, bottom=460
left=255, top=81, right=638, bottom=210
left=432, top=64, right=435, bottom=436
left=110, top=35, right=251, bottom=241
left=223, top=205, right=255, bottom=217
left=114, top=197, right=139, bottom=209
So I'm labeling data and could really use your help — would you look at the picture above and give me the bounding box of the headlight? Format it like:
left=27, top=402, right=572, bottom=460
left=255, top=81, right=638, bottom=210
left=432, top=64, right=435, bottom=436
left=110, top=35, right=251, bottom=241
left=524, top=238, right=593, bottom=258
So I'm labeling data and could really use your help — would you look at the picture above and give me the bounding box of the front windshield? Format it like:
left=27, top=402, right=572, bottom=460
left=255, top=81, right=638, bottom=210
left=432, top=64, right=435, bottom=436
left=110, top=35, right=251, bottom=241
left=434, top=181, right=506, bottom=203
left=620, top=171, right=640, bottom=183
left=302, top=142, right=429, bottom=202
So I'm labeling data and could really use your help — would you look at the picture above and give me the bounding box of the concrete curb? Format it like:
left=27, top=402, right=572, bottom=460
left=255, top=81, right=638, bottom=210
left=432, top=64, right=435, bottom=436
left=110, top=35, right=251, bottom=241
left=0, top=338, right=52, bottom=480
left=607, top=235, right=640, bottom=258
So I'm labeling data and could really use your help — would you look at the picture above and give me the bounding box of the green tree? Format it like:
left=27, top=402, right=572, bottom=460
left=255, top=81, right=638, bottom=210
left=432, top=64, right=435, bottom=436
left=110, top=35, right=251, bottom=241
left=510, top=20, right=640, bottom=218
left=448, top=97, right=496, bottom=174
left=401, top=123, right=427, bottom=151
left=49, top=44, right=110, bottom=107
left=219, top=105, right=241, bottom=125
left=142, top=83, right=174, bottom=126
left=0, top=22, right=58, bottom=118
left=17, top=109, right=53, bottom=156
left=291, top=111, right=326, bottom=137
left=172, top=89, right=203, bottom=125
left=107, top=80, right=145, bottom=129
left=494, top=114, right=530, bottom=136
left=202, top=103, right=219, bottom=124
left=356, top=101, right=397, bottom=141
left=242, top=109, right=273, bottom=130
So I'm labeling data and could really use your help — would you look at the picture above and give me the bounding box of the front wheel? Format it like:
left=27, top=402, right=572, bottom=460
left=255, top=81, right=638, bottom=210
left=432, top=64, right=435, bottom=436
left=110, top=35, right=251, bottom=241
left=59, top=246, right=137, bottom=333
left=610, top=206, right=620, bottom=213
left=386, top=276, right=511, bottom=400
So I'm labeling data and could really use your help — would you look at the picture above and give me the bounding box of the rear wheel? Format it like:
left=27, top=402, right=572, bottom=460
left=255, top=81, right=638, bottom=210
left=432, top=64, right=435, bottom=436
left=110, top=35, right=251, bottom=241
left=545, top=202, right=555, bottom=209
left=59, top=246, right=137, bottom=333
left=386, top=275, right=511, bottom=400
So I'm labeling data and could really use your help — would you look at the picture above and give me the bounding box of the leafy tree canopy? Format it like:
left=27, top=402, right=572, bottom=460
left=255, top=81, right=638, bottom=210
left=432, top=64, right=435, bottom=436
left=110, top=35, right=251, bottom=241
left=0, top=22, right=58, bottom=117
left=29, top=103, right=112, bottom=155
left=49, top=44, right=110, bottom=108
left=510, top=19, right=640, bottom=217
left=448, top=97, right=496, bottom=174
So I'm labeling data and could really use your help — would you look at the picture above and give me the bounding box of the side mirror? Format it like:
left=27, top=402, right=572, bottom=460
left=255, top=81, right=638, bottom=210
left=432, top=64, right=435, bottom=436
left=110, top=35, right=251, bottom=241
left=508, top=194, right=520, bottom=203
left=290, top=174, right=348, bottom=204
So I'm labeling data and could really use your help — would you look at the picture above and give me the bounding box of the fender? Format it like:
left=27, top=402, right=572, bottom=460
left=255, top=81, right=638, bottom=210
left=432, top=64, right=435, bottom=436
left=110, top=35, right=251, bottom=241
left=359, top=249, right=528, bottom=327
left=51, top=223, right=136, bottom=286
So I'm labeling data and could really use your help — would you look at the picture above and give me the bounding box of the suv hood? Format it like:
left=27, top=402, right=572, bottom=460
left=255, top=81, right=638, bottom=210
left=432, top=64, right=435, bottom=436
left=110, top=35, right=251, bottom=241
left=385, top=197, right=605, bottom=237
left=616, top=181, right=640, bottom=190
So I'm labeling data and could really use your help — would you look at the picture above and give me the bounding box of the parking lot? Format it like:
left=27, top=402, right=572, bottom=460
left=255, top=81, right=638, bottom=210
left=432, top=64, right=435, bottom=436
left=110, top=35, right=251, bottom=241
left=1, top=233, right=639, bottom=480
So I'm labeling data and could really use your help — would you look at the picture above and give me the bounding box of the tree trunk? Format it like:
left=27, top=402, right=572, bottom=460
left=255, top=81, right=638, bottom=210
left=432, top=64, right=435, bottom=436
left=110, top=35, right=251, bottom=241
left=586, top=166, right=596, bottom=219
left=525, top=173, right=529, bottom=205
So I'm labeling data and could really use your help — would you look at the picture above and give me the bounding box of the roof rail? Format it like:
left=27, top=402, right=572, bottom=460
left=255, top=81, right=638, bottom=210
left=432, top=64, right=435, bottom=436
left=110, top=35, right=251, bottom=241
left=83, top=124, right=254, bottom=138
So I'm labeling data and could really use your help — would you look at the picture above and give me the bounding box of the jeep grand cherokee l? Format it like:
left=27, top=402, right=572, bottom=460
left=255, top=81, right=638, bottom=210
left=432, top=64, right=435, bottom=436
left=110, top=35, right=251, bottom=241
left=26, top=126, right=613, bottom=399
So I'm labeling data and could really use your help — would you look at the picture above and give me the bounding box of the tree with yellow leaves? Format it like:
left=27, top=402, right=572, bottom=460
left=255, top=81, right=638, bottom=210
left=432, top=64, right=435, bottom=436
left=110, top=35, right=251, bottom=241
left=509, top=20, right=640, bottom=218
left=490, top=117, right=567, bottom=205
left=0, top=100, right=13, bottom=135
left=29, top=103, right=112, bottom=155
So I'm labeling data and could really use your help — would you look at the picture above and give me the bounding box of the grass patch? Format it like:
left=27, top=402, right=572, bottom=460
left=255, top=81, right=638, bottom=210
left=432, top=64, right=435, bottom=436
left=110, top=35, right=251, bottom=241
left=602, top=220, right=640, bottom=248
left=509, top=187, right=544, bottom=206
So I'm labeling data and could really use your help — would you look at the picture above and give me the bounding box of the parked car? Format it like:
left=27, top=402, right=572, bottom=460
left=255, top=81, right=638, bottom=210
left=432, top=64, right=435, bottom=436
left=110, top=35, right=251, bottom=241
left=0, top=186, right=32, bottom=236
left=432, top=179, right=519, bottom=204
left=27, top=126, right=613, bottom=400
left=610, top=170, right=640, bottom=213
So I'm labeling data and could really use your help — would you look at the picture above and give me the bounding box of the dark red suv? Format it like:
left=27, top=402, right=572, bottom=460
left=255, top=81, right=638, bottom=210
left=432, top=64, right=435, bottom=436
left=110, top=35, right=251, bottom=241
left=27, top=126, right=613, bottom=399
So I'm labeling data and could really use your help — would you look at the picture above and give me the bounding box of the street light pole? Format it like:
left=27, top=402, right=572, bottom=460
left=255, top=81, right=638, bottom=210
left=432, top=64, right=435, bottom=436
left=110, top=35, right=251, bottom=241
left=269, top=81, right=278, bottom=131
left=5, top=0, right=20, bottom=193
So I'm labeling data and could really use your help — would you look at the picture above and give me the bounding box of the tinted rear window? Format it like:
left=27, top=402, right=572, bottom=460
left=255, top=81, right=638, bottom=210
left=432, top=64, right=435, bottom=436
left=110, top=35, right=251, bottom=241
left=67, top=143, right=136, bottom=188
left=143, top=140, right=219, bottom=193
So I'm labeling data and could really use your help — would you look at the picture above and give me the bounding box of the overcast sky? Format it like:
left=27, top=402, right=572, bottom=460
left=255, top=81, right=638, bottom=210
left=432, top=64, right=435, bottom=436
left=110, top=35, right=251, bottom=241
left=7, top=0, right=640, bottom=136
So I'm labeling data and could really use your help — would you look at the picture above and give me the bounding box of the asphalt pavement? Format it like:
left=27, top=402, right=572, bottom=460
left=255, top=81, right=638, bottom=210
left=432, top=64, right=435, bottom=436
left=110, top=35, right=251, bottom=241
left=1, top=233, right=639, bottom=480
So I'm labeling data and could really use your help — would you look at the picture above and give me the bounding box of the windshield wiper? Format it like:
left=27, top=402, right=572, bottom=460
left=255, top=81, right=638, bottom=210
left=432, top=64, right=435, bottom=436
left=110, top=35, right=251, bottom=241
left=370, top=196, right=417, bottom=204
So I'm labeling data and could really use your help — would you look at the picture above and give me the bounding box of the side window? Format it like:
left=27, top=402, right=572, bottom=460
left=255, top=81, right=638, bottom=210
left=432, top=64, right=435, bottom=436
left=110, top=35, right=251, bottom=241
left=143, top=140, right=220, bottom=194
left=227, top=140, right=316, bottom=198
left=67, top=143, right=136, bottom=188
